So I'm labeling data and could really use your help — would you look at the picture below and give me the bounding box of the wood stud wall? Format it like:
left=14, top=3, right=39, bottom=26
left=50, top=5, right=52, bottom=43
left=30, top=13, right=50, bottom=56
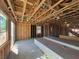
left=0, top=41, right=10, bottom=59
left=16, top=22, right=31, bottom=40
left=43, top=22, right=66, bottom=37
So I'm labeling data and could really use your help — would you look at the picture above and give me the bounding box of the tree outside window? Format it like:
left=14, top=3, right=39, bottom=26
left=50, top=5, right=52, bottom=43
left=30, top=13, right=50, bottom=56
left=0, top=11, right=7, bottom=45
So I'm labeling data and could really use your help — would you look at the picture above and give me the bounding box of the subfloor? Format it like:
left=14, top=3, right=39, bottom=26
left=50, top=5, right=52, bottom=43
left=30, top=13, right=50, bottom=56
left=8, top=39, right=44, bottom=59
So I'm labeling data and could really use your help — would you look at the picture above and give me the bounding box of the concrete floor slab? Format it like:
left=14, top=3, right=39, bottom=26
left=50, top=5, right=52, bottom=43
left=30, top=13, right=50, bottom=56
left=8, top=39, right=44, bottom=59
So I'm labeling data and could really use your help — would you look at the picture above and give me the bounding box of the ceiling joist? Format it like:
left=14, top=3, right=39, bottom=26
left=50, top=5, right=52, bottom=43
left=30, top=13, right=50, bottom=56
left=60, top=6, right=79, bottom=17
left=35, top=0, right=79, bottom=24
left=21, top=0, right=27, bottom=22
left=27, top=1, right=33, bottom=6
left=28, top=0, right=46, bottom=21
left=35, top=0, right=64, bottom=20
left=32, top=0, right=64, bottom=23
left=7, top=0, right=17, bottom=21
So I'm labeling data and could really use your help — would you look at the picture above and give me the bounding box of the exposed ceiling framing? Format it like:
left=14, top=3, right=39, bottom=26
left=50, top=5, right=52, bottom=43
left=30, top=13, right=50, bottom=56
left=32, top=0, right=64, bottom=22
left=34, top=0, right=79, bottom=24
left=28, top=0, right=46, bottom=21
left=5, top=0, right=79, bottom=25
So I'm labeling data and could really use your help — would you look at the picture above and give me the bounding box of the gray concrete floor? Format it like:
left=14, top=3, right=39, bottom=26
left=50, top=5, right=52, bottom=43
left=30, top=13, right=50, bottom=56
left=37, top=38, right=79, bottom=59
left=8, top=39, right=44, bottom=59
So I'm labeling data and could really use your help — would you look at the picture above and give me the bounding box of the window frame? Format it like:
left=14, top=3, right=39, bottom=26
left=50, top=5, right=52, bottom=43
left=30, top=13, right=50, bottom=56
left=0, top=9, right=8, bottom=46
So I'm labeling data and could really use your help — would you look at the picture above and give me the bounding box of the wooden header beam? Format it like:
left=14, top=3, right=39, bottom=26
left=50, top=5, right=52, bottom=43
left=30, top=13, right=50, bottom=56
left=28, top=0, right=46, bottom=21
left=21, top=0, right=27, bottom=22
left=7, top=0, right=17, bottom=21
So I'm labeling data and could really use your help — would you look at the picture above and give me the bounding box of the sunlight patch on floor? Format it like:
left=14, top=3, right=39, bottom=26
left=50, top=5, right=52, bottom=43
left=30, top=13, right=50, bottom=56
left=11, top=46, right=18, bottom=55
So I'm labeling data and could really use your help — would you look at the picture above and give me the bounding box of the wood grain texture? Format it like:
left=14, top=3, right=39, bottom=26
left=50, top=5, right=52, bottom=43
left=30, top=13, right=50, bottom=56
left=16, top=22, right=31, bottom=40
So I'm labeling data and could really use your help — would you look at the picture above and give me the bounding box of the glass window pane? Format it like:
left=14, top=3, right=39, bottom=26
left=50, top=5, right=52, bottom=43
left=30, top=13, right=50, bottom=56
left=0, top=12, right=7, bottom=46
left=0, top=15, right=6, bottom=32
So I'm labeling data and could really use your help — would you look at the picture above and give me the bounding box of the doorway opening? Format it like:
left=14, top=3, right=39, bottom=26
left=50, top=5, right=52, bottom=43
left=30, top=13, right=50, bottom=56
left=11, top=21, right=15, bottom=48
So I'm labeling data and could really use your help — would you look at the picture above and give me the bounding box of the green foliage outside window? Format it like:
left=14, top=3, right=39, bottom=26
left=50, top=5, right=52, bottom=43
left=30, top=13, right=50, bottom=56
left=0, top=13, right=6, bottom=33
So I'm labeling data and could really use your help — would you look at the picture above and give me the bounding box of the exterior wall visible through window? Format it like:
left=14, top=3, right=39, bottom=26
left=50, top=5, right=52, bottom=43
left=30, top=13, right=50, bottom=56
left=36, top=26, right=41, bottom=34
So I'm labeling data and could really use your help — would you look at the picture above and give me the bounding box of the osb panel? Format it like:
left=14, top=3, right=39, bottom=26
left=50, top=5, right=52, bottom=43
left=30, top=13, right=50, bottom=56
left=16, top=22, right=31, bottom=40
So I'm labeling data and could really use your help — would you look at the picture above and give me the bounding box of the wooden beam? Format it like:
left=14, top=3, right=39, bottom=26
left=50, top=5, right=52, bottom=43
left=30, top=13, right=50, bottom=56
left=35, top=0, right=64, bottom=20
left=55, top=1, right=79, bottom=16
left=7, top=0, right=17, bottom=21
left=35, top=0, right=79, bottom=23
left=27, top=1, right=33, bottom=6
left=15, top=11, right=22, bottom=16
left=37, top=0, right=40, bottom=4
left=28, top=0, right=46, bottom=21
left=60, top=6, right=79, bottom=17
left=15, top=11, right=29, bottom=18
left=15, top=5, right=22, bottom=9
left=20, top=0, right=33, bottom=6
left=32, top=0, right=63, bottom=22
left=21, top=0, right=27, bottom=22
